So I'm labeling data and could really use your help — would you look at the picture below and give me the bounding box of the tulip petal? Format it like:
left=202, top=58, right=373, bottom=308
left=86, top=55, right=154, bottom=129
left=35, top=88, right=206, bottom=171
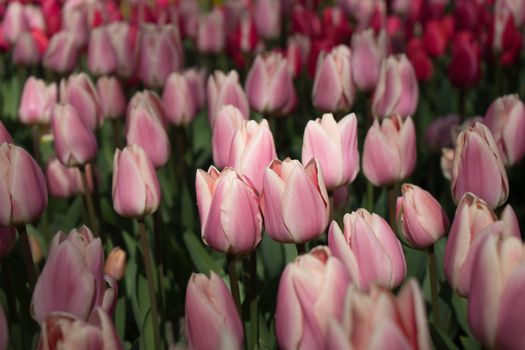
left=312, top=55, right=343, bottom=111
left=496, top=264, right=525, bottom=350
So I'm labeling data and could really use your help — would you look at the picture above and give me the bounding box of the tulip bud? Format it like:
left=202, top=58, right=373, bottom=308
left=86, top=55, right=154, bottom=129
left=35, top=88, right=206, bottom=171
left=51, top=104, right=98, bottom=167
left=60, top=73, right=103, bottom=130
left=45, top=157, right=84, bottom=198
left=0, top=227, right=16, bottom=259
left=162, top=72, right=196, bottom=126
left=43, top=31, right=78, bottom=73
left=195, top=167, right=262, bottom=255
left=351, top=29, right=388, bottom=92
left=484, top=94, right=525, bottom=166
left=253, top=0, right=281, bottom=40
left=87, top=26, right=118, bottom=76
left=185, top=272, right=244, bottom=350
left=61, top=6, right=88, bottom=48
left=32, top=227, right=117, bottom=323
left=183, top=68, right=207, bottom=112
left=312, top=45, right=356, bottom=113
left=18, top=77, right=57, bottom=125
left=0, top=121, right=13, bottom=144
left=106, top=21, right=138, bottom=78
left=451, top=122, right=509, bottom=209
left=112, top=145, right=161, bottom=218
left=362, top=114, right=416, bottom=186
left=207, top=70, right=250, bottom=127
left=448, top=32, right=480, bottom=88
left=0, top=143, right=48, bottom=226
left=261, top=158, right=330, bottom=244
left=245, top=52, right=296, bottom=115
left=276, top=246, right=351, bottom=349
left=212, top=105, right=246, bottom=169
left=423, top=20, right=447, bottom=57
left=396, top=184, right=449, bottom=248
left=12, top=31, right=41, bottom=66
left=96, top=77, right=126, bottom=120
left=302, top=113, right=359, bottom=190
left=328, top=209, right=406, bottom=290
left=104, top=247, right=127, bottom=282
left=197, top=8, right=225, bottom=54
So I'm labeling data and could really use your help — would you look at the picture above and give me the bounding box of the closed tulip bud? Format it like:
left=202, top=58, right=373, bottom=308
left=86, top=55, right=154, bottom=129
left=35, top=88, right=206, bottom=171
left=185, top=272, right=244, bottom=350
left=61, top=6, right=88, bottom=48
left=19, top=77, right=57, bottom=125
left=96, top=77, right=126, bottom=120
left=423, top=20, right=447, bottom=57
left=195, top=167, right=262, bottom=255
left=51, top=104, right=98, bottom=167
left=125, top=97, right=170, bottom=168
left=104, top=247, right=127, bottom=282
left=207, top=70, right=250, bottom=127
left=162, top=72, right=196, bottom=126
left=245, top=52, right=296, bottom=115
left=197, top=9, right=225, bottom=54
left=112, top=145, right=161, bottom=218
left=372, top=54, right=419, bottom=118
left=451, top=122, right=509, bottom=208
left=484, top=94, right=525, bottom=166
left=184, top=68, right=207, bottom=112
left=87, top=26, right=118, bottom=76
left=0, top=143, right=48, bottom=226
left=45, top=157, right=85, bottom=198
left=468, top=233, right=525, bottom=349
left=12, top=32, right=41, bottom=66
left=444, top=193, right=498, bottom=295
left=276, top=246, right=351, bottom=350
left=302, top=113, right=359, bottom=190
left=312, top=45, right=356, bottom=113
left=261, top=158, right=330, bottom=244
left=60, top=73, right=103, bottom=130
left=32, top=227, right=117, bottom=324
left=0, top=304, right=6, bottom=350
left=253, top=0, right=281, bottom=40
left=212, top=105, right=246, bottom=169
left=351, top=29, right=388, bottom=92
left=228, top=119, right=277, bottom=192
left=38, top=308, right=123, bottom=350
left=106, top=21, right=138, bottom=78
left=328, top=209, right=406, bottom=290
left=363, top=114, right=416, bottom=186
left=448, top=32, right=480, bottom=88
left=0, top=227, right=16, bottom=259
left=2, top=2, right=27, bottom=44
left=396, top=184, right=449, bottom=248
left=139, top=24, right=183, bottom=88
left=0, top=121, right=13, bottom=144
left=43, top=31, right=78, bottom=73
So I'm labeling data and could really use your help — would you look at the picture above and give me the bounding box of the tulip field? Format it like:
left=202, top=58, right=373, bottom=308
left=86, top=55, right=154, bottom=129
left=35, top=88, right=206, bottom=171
left=2, top=0, right=525, bottom=349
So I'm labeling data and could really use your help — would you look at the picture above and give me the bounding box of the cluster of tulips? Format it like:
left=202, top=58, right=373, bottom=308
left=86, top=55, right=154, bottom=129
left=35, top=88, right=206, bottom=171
left=1, top=0, right=525, bottom=349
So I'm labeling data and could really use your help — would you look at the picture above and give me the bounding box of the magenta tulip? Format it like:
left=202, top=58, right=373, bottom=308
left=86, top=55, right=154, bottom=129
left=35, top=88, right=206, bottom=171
left=96, top=77, right=126, bottom=120
left=212, top=105, right=246, bottom=169
left=18, top=77, right=57, bottom=125
left=0, top=143, right=48, bottom=226
left=0, top=227, right=16, bottom=259
left=207, top=70, right=250, bottom=126
left=43, top=31, right=78, bottom=73
left=261, top=158, right=330, bottom=244
left=60, top=73, right=103, bottom=130
left=302, top=113, right=359, bottom=190
left=351, top=29, right=388, bottom=92
left=112, top=145, right=161, bottom=218
left=87, top=25, right=118, bottom=76
left=162, top=72, right=196, bottom=126
left=196, top=8, right=226, bottom=54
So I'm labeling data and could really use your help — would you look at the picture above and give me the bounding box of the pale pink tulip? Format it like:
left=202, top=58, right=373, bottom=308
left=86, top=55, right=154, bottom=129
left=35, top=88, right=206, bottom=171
left=207, top=70, right=250, bottom=126
left=87, top=26, right=118, bottom=76
left=12, top=32, right=41, bottom=66
left=96, top=77, right=126, bottom=120
left=60, top=73, right=103, bottom=130
left=106, top=21, right=138, bottom=78
left=162, top=72, right=196, bottom=126
left=212, top=105, right=246, bottom=169
left=43, top=31, right=78, bottom=73
left=196, top=8, right=225, bottom=54
left=351, top=29, right=388, bottom=92
left=184, top=68, right=207, bottom=112
left=19, top=77, right=57, bottom=125
left=45, top=157, right=85, bottom=198
left=252, top=0, right=281, bottom=40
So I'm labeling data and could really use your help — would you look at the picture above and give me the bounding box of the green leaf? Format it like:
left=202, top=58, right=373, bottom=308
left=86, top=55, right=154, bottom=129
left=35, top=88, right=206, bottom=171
left=183, top=231, right=223, bottom=274
left=260, top=234, right=285, bottom=279
left=429, top=323, right=460, bottom=350
left=114, top=296, right=127, bottom=340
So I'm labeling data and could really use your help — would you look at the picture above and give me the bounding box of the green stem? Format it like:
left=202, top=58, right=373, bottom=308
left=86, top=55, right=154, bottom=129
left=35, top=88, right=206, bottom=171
left=248, top=252, right=258, bottom=350
left=111, top=118, right=123, bottom=149
left=428, top=245, right=441, bottom=328
left=138, top=219, right=162, bottom=350
left=296, top=243, right=306, bottom=255
left=227, top=255, right=242, bottom=314
left=366, top=180, right=375, bottom=212
left=17, top=225, right=38, bottom=290
left=80, top=165, right=99, bottom=236
left=153, top=210, right=166, bottom=334
left=387, top=185, right=398, bottom=231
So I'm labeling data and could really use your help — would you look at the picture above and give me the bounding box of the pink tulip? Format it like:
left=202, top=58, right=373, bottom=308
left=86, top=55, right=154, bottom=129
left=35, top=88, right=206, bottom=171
left=207, top=70, right=250, bottom=126
left=468, top=233, right=525, bottom=349
left=2, top=2, right=27, bottom=44
left=362, top=114, right=416, bottom=186
left=0, top=227, right=16, bottom=259
left=372, top=54, right=419, bottom=118
left=245, top=52, right=296, bottom=115
left=37, top=308, right=123, bottom=350
left=18, top=77, right=57, bottom=125
left=0, top=143, right=48, bottom=226
left=328, top=209, right=406, bottom=290
left=51, top=104, right=98, bottom=167
left=138, top=24, right=183, bottom=88
left=45, top=157, right=83, bottom=198
left=96, top=77, right=126, bottom=120
left=451, top=122, right=509, bottom=209
left=195, top=167, right=262, bottom=255
left=23, top=5, right=46, bottom=33
left=61, top=5, right=88, bottom=48
left=484, top=94, right=525, bottom=166
left=286, top=34, right=311, bottom=77
left=261, top=158, right=330, bottom=244
left=302, top=113, right=359, bottom=190
left=351, top=29, right=388, bottom=92
left=185, top=272, right=244, bottom=350
left=396, top=184, right=449, bottom=248
left=12, top=32, right=41, bottom=66
left=228, top=119, right=277, bottom=192
left=112, top=145, right=161, bottom=218
left=326, top=279, right=431, bottom=350
left=0, top=121, right=13, bottom=144
left=276, top=246, right=351, bottom=350
left=0, top=304, right=6, bottom=350
left=253, top=0, right=281, bottom=40
left=60, top=73, right=103, bottom=130
left=31, top=227, right=117, bottom=324
left=43, top=31, right=78, bottom=73
left=125, top=94, right=170, bottom=168
left=106, top=21, right=138, bottom=78
left=183, top=68, right=207, bottom=112
left=312, top=45, right=355, bottom=113
left=162, top=72, right=196, bottom=126
left=104, top=247, right=127, bottom=282
left=87, top=26, right=118, bottom=76
left=197, top=8, right=226, bottom=54
left=212, top=105, right=246, bottom=169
